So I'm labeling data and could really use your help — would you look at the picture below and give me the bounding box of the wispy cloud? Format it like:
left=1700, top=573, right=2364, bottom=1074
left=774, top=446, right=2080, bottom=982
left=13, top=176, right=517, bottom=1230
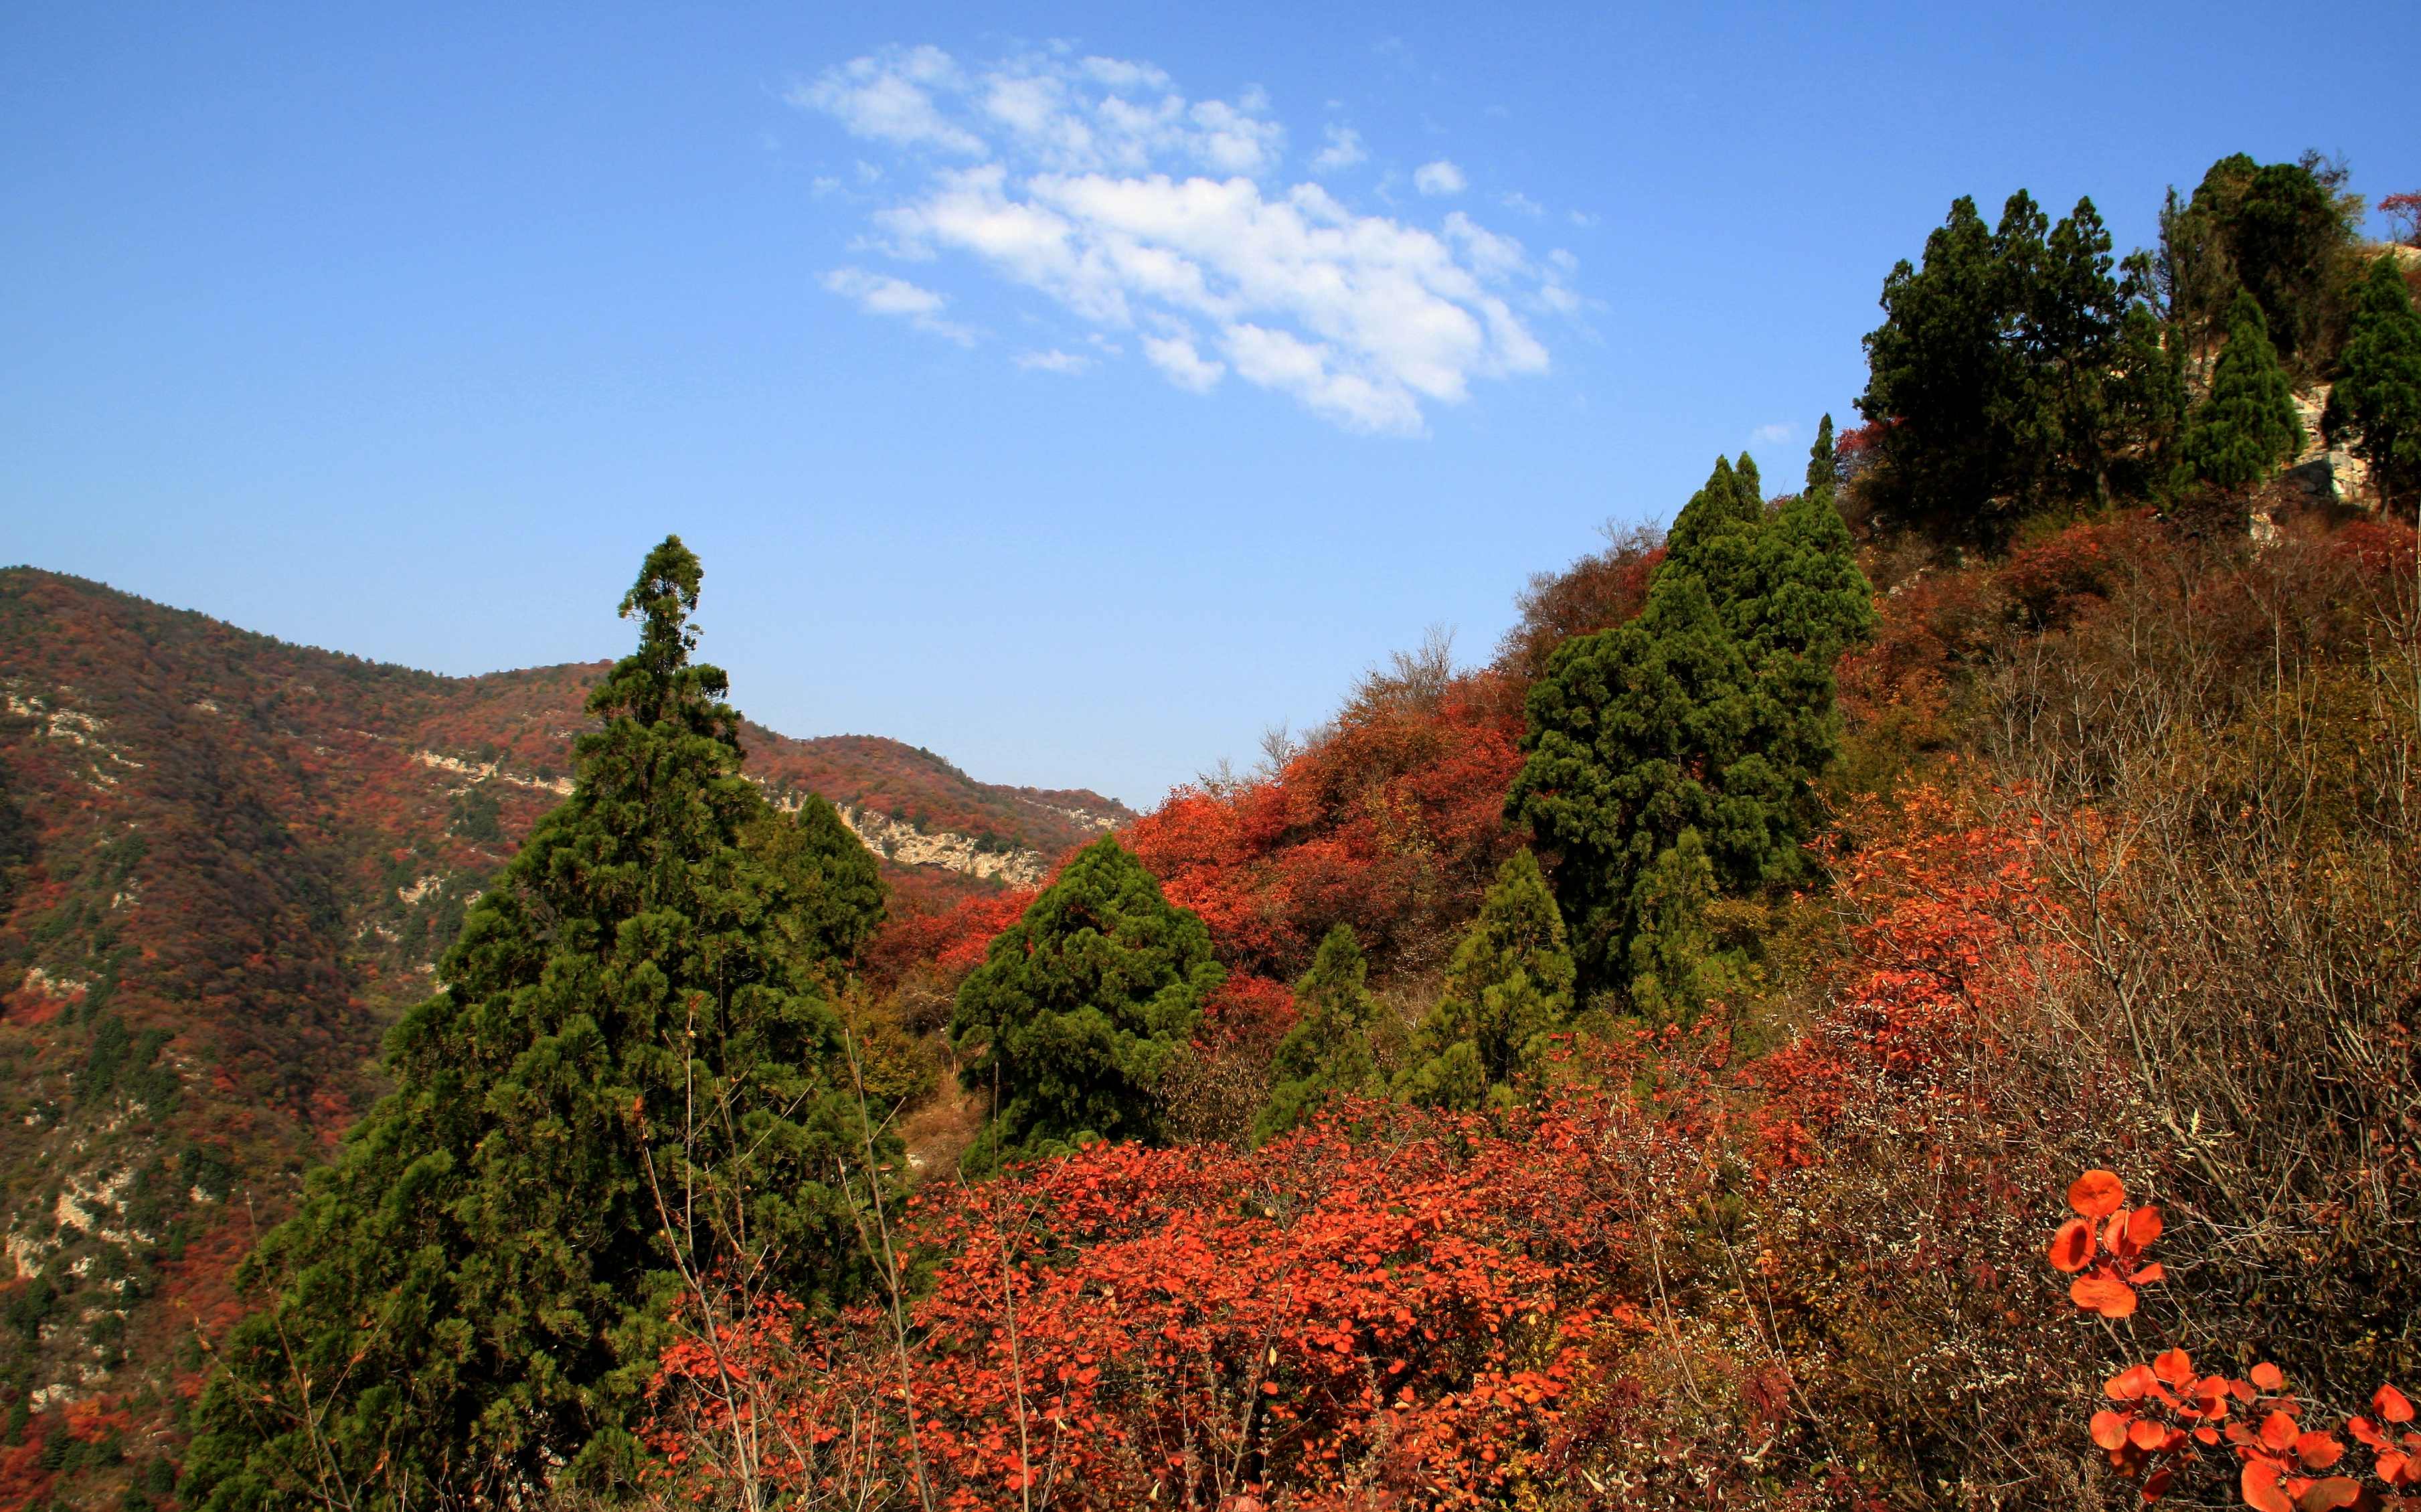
left=1499, top=190, right=1544, bottom=218
left=821, top=266, right=977, bottom=345
left=792, top=46, right=1580, bottom=435
left=1412, top=159, right=1467, bottom=197
left=1309, top=124, right=1367, bottom=174
left=1750, top=421, right=1797, bottom=444
left=1015, top=347, right=1094, bottom=374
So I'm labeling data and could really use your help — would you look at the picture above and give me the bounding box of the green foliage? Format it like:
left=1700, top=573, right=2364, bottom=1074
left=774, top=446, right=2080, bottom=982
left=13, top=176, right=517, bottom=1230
left=757, top=791, right=886, bottom=975
left=1858, top=193, right=2158, bottom=540
left=1510, top=438, right=1873, bottom=1001
left=181, top=537, right=888, bottom=1510
left=1253, top=925, right=1384, bottom=1144
left=76, top=1016, right=177, bottom=1112
left=1625, top=829, right=1743, bottom=1025
left=2177, top=292, right=2305, bottom=495
left=951, top=837, right=1222, bottom=1171
left=1397, top=851, right=1574, bottom=1108
left=2332, top=255, right=2421, bottom=511
left=2161, top=153, right=2365, bottom=371
left=446, top=784, right=503, bottom=843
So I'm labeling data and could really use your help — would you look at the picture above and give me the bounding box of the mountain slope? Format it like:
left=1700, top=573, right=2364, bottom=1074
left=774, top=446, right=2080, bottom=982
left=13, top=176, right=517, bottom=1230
left=0, top=566, right=1129, bottom=1468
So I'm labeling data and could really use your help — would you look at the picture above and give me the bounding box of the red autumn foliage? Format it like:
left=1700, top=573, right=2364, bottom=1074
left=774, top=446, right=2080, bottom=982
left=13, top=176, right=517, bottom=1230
left=647, top=1070, right=1695, bottom=1510
left=1124, top=671, right=1527, bottom=983
left=2047, top=1172, right=2419, bottom=1510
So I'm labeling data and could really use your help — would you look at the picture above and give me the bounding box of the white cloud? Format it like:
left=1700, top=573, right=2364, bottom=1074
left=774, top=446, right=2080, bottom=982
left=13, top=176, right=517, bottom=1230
left=1142, top=331, right=1225, bottom=392
left=1310, top=124, right=1367, bottom=173
left=822, top=266, right=977, bottom=345
left=796, top=47, right=1575, bottom=433
left=792, top=47, right=988, bottom=157
left=1499, top=191, right=1544, bottom=218
left=1568, top=209, right=1599, bottom=228
left=1015, top=347, right=1094, bottom=374
left=1750, top=421, right=1797, bottom=444
left=1412, top=159, right=1467, bottom=197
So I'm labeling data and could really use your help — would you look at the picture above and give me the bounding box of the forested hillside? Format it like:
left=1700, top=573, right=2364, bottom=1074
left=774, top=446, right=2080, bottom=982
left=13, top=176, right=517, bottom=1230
left=3, top=147, right=2419, bottom=1512
left=0, top=568, right=1128, bottom=1507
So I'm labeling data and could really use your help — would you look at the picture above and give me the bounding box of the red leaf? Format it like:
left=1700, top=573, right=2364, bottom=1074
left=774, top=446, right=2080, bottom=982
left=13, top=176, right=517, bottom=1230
left=2262, top=1411, right=2301, bottom=1451
left=2048, top=1219, right=2095, bottom=1273
left=2072, top=1275, right=2139, bottom=1319
left=2130, top=1418, right=2168, bottom=1450
left=2251, top=1363, right=2286, bottom=1392
left=2070, top=1170, right=2127, bottom=1219
left=2377, top=1384, right=2415, bottom=1425
left=2154, top=1349, right=2195, bottom=1387
left=2242, top=1462, right=2294, bottom=1512
left=2294, top=1477, right=2361, bottom=1511
left=2127, top=1205, right=2164, bottom=1247
left=2294, top=1432, right=2344, bottom=1470
left=2131, top=1263, right=2167, bottom=1285
left=2108, top=1365, right=2158, bottom=1402
left=2092, top=1410, right=2133, bottom=1450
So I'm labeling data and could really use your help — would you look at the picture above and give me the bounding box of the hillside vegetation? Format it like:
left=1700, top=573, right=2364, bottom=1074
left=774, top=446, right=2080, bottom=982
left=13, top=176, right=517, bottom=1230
left=1, top=149, right=2418, bottom=1512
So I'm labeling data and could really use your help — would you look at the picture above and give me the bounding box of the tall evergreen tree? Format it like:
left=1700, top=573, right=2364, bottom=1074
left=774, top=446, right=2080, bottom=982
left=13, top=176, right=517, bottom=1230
left=1396, top=851, right=1575, bottom=1110
left=1862, top=191, right=2167, bottom=537
left=2332, top=255, right=2421, bottom=513
left=1252, top=924, right=1384, bottom=1145
left=1511, top=435, right=1871, bottom=1005
left=184, top=539, right=888, bottom=1509
left=1625, top=828, right=1732, bottom=1026
left=2177, top=291, right=2305, bottom=495
left=951, top=836, right=1222, bottom=1171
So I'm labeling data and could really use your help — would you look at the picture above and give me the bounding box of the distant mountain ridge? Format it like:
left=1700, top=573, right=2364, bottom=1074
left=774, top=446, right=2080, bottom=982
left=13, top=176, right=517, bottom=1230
left=0, top=565, right=1130, bottom=1450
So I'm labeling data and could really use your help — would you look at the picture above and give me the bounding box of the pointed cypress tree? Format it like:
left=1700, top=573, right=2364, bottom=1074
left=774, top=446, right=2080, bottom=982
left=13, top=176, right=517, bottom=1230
left=1252, top=924, right=1384, bottom=1145
left=1511, top=436, right=1870, bottom=1005
left=951, top=836, right=1222, bottom=1171
left=1626, top=829, right=1732, bottom=1026
left=2334, top=255, right=2421, bottom=511
left=184, top=539, right=886, bottom=1509
left=2178, top=291, right=2305, bottom=494
left=1397, top=851, right=1575, bottom=1109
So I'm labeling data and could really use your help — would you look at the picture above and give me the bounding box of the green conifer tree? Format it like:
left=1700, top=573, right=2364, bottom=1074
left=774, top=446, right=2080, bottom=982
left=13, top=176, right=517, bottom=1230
left=2177, top=290, right=2305, bottom=495
left=1625, top=829, right=1734, bottom=1026
left=1252, top=924, right=1384, bottom=1145
left=1397, top=851, right=1576, bottom=1109
left=2333, top=255, right=2421, bottom=512
left=183, top=538, right=886, bottom=1509
left=1511, top=434, right=1871, bottom=1005
left=950, top=837, right=1222, bottom=1171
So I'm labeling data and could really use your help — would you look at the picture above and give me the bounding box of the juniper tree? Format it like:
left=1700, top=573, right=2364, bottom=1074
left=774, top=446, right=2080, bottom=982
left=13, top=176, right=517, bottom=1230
left=1396, top=850, right=1575, bottom=1110
left=2332, top=254, right=2421, bottom=512
left=2178, top=291, right=2305, bottom=495
left=1510, top=435, right=1870, bottom=1007
left=183, top=538, right=888, bottom=1509
left=950, top=836, right=1222, bottom=1171
left=1252, top=924, right=1384, bottom=1145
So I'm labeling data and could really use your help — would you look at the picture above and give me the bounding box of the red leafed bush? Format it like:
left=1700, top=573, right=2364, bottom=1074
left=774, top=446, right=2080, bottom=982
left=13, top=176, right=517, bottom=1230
left=1124, top=671, right=1526, bottom=983
left=2045, top=1171, right=2419, bottom=1510
left=647, top=1078, right=1676, bottom=1510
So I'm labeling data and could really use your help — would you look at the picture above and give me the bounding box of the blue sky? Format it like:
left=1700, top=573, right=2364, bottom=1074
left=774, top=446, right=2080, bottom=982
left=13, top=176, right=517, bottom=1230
left=5, top=3, right=2415, bottom=806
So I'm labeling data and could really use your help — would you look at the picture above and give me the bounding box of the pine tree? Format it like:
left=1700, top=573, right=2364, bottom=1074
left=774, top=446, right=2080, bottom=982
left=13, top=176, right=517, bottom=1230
left=951, top=836, right=1222, bottom=1171
left=1511, top=434, right=1871, bottom=1005
left=1252, top=924, right=1384, bottom=1145
left=2333, top=254, right=2421, bottom=512
left=1397, top=851, right=1575, bottom=1109
left=1626, top=829, right=1732, bottom=1026
left=2178, top=291, right=2305, bottom=495
left=183, top=538, right=886, bottom=1509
